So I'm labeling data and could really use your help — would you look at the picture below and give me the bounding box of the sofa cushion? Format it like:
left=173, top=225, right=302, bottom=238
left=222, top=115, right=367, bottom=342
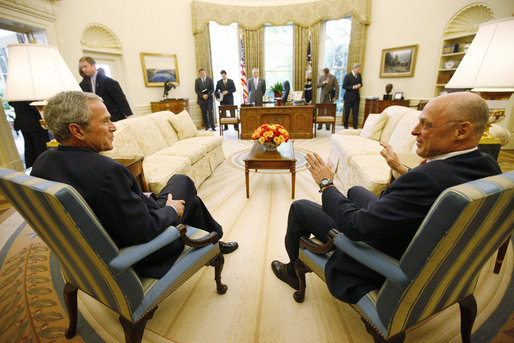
left=122, top=116, right=168, bottom=156
left=360, top=113, right=387, bottom=141
left=142, top=155, right=191, bottom=194
left=380, top=106, right=414, bottom=142
left=147, top=111, right=179, bottom=146
left=168, top=110, right=198, bottom=140
left=388, top=110, right=420, bottom=154
left=100, top=124, right=144, bottom=159
left=331, top=135, right=382, bottom=163
left=179, top=136, right=223, bottom=152
left=155, top=143, right=207, bottom=164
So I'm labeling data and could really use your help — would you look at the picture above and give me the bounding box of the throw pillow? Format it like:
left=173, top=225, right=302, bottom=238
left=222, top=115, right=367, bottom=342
left=360, top=113, right=387, bottom=140
left=168, top=110, right=198, bottom=140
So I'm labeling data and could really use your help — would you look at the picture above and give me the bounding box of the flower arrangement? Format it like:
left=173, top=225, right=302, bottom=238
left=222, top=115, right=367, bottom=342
left=252, top=124, right=290, bottom=149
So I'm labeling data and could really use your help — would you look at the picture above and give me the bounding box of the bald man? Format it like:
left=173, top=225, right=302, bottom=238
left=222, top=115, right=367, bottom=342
left=271, top=92, right=501, bottom=304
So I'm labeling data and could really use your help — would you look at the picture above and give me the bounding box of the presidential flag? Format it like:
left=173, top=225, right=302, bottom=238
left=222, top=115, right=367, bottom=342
left=303, top=33, right=313, bottom=104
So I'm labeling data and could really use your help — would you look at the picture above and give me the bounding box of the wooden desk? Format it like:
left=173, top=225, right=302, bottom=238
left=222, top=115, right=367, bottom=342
left=116, top=157, right=148, bottom=192
left=240, top=105, right=313, bottom=139
left=244, top=141, right=296, bottom=199
left=151, top=99, right=190, bottom=114
left=364, top=99, right=410, bottom=125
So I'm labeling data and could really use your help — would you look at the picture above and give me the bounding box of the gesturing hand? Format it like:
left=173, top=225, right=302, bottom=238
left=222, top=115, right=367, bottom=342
left=379, top=141, right=408, bottom=176
left=166, top=194, right=185, bottom=219
left=305, top=152, right=334, bottom=186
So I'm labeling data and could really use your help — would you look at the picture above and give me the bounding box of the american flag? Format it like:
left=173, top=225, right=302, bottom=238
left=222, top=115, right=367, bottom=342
left=240, top=35, right=248, bottom=104
left=303, top=33, right=313, bottom=104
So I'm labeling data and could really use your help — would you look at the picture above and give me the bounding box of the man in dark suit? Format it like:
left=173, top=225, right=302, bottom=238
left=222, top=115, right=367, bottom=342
left=9, top=101, right=50, bottom=168
left=247, top=68, right=266, bottom=106
left=316, top=68, right=339, bottom=130
left=79, top=56, right=133, bottom=122
left=271, top=92, right=501, bottom=303
left=31, top=91, right=238, bottom=279
left=342, top=63, right=363, bottom=129
left=215, top=70, right=237, bottom=131
left=195, top=68, right=216, bottom=131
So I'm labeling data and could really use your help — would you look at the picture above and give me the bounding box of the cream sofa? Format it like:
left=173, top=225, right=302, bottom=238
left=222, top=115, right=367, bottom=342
left=328, top=106, right=423, bottom=196
left=101, top=110, right=224, bottom=193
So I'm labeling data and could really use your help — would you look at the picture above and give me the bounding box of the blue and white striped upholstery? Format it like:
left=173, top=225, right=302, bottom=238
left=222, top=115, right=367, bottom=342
left=0, top=168, right=220, bottom=323
left=298, top=172, right=514, bottom=339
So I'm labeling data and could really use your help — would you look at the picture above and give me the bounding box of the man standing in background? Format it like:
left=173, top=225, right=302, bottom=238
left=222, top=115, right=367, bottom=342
left=9, top=101, right=50, bottom=168
left=215, top=70, right=237, bottom=131
left=79, top=56, right=133, bottom=122
left=195, top=68, right=216, bottom=131
left=247, top=68, right=266, bottom=106
left=316, top=68, right=339, bottom=131
left=342, top=63, right=362, bottom=129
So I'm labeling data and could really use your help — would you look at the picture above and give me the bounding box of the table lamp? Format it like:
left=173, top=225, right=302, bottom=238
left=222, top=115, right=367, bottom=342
left=446, top=17, right=514, bottom=144
left=2, top=43, right=81, bottom=102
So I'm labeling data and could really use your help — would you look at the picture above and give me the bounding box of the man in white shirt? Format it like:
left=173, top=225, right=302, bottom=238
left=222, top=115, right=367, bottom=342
left=247, top=68, right=266, bottom=106
left=271, top=92, right=501, bottom=304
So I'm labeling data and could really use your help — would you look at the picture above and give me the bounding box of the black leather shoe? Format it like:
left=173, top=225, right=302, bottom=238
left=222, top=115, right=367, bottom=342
left=317, top=125, right=322, bottom=130
left=223, top=126, right=228, bottom=131
left=271, top=260, right=299, bottom=290
left=326, top=125, right=331, bottom=131
left=219, top=241, right=238, bottom=254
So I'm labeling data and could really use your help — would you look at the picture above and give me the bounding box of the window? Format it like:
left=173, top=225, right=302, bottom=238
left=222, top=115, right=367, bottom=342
left=264, top=25, right=293, bottom=98
left=209, top=22, right=241, bottom=105
left=323, top=17, right=352, bottom=111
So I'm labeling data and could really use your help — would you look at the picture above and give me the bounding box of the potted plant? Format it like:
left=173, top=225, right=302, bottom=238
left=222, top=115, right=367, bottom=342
left=269, top=82, right=283, bottom=98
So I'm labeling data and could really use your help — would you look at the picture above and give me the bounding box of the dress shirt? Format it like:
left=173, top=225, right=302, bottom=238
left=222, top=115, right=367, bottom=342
left=427, top=147, right=478, bottom=163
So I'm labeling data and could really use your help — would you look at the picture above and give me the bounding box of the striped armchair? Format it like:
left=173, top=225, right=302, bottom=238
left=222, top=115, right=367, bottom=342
left=0, top=168, right=228, bottom=343
left=294, top=171, right=514, bottom=343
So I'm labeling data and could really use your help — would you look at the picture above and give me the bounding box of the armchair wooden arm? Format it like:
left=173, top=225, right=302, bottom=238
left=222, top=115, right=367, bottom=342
left=177, top=224, right=220, bottom=248
left=299, top=229, right=338, bottom=254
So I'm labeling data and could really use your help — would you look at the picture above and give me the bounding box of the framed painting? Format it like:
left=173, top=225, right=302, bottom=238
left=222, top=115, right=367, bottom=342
left=379, top=45, right=418, bottom=78
left=140, top=52, right=180, bottom=87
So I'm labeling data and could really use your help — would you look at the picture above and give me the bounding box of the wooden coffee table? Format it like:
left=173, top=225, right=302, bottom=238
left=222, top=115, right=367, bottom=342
left=244, top=141, right=297, bottom=199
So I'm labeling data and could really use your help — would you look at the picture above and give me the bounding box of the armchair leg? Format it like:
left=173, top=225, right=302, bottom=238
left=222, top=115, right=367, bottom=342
left=361, top=317, right=405, bottom=343
left=494, top=236, right=510, bottom=274
left=119, top=307, right=157, bottom=343
left=313, top=123, right=317, bottom=138
left=293, top=259, right=308, bottom=303
left=458, top=294, right=477, bottom=343
left=63, top=283, right=78, bottom=338
left=332, top=122, right=335, bottom=134
left=209, top=253, right=228, bottom=294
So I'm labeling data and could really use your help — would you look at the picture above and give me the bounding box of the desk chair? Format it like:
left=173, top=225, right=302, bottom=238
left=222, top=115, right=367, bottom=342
left=313, top=103, right=337, bottom=137
left=218, top=105, right=240, bottom=138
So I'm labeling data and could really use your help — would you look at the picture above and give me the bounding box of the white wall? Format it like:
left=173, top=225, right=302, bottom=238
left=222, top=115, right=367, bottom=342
left=13, top=0, right=514, bottom=117
left=361, top=0, right=514, bottom=100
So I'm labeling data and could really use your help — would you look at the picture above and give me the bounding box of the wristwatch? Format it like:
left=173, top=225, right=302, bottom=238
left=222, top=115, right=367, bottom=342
left=319, top=178, right=334, bottom=193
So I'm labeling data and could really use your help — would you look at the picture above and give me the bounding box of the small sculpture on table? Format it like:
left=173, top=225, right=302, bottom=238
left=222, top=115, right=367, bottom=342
left=383, top=83, right=393, bottom=100
left=163, top=80, right=176, bottom=100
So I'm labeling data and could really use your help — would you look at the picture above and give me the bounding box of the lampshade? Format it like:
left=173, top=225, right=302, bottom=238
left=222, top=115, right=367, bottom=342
left=446, top=17, right=514, bottom=89
left=2, top=43, right=81, bottom=101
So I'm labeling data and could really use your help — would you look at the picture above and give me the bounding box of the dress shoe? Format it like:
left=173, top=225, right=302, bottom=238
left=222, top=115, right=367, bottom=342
left=223, top=125, right=228, bottom=131
left=205, top=128, right=210, bottom=131
left=271, top=260, right=299, bottom=290
left=326, top=125, right=331, bottom=131
left=219, top=241, right=238, bottom=254
left=211, top=127, right=217, bottom=131
left=317, top=125, right=322, bottom=130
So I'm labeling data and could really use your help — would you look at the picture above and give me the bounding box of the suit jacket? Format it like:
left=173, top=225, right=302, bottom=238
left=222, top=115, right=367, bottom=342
left=9, top=101, right=47, bottom=133
left=31, top=145, right=184, bottom=278
left=342, top=72, right=362, bottom=103
left=247, top=77, right=266, bottom=106
left=215, top=78, right=236, bottom=105
left=195, top=77, right=214, bottom=103
left=79, top=73, right=133, bottom=122
left=322, top=150, right=501, bottom=303
left=317, top=74, right=339, bottom=104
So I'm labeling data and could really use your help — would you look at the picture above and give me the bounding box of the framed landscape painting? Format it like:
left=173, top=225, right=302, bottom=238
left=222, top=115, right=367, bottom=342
left=140, top=52, right=180, bottom=87
left=380, top=45, right=418, bottom=78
